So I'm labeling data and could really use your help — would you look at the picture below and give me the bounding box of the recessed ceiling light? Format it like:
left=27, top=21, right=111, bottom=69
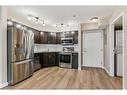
left=7, top=20, right=13, bottom=26
left=40, top=32, right=44, bottom=35
left=16, top=24, right=21, bottom=29
left=90, top=17, right=98, bottom=22
left=71, top=31, right=75, bottom=34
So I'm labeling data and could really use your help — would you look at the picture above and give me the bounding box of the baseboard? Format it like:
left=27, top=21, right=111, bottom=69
left=102, top=67, right=113, bottom=76
left=0, top=82, right=8, bottom=88
left=78, top=66, right=81, bottom=70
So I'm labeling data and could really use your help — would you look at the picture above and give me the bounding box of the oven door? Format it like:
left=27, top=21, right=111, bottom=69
left=59, top=53, right=72, bottom=68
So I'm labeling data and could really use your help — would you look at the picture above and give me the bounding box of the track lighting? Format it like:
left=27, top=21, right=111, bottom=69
left=55, top=23, right=70, bottom=30
left=42, top=20, right=45, bottom=26
left=27, top=14, right=46, bottom=26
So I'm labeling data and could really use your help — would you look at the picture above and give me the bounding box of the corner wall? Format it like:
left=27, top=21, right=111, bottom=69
left=0, top=6, right=8, bottom=88
left=124, top=9, right=127, bottom=89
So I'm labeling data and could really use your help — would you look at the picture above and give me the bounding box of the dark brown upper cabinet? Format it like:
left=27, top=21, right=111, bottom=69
left=40, top=32, right=48, bottom=44
left=47, top=32, right=56, bottom=44
left=32, top=29, right=40, bottom=44
left=73, top=31, right=78, bottom=44
left=40, top=32, right=56, bottom=44
left=33, top=29, right=78, bottom=44
left=56, top=33, right=61, bottom=44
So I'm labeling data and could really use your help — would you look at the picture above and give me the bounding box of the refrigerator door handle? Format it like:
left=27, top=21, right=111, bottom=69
left=24, top=31, right=28, bottom=58
left=14, top=59, right=33, bottom=64
left=22, top=31, right=27, bottom=58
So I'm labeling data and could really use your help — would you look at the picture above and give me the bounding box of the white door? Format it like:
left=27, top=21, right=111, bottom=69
left=83, top=31, right=103, bottom=68
left=115, top=30, right=123, bottom=76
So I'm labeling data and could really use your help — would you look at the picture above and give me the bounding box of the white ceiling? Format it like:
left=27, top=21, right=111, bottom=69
left=7, top=6, right=119, bottom=26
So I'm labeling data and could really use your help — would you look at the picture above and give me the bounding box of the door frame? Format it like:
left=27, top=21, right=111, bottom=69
left=109, top=12, right=124, bottom=76
left=82, top=30, right=104, bottom=68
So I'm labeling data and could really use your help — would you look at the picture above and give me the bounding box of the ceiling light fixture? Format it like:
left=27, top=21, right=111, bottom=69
left=27, top=14, right=46, bottom=26
left=55, top=23, right=69, bottom=30
left=42, top=20, right=45, bottom=26
left=90, top=17, right=98, bottom=22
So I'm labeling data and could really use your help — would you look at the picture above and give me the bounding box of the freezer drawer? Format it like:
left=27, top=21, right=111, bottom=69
left=12, top=59, right=33, bottom=85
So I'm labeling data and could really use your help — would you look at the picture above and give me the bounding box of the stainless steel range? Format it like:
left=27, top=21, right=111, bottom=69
left=59, top=47, right=74, bottom=68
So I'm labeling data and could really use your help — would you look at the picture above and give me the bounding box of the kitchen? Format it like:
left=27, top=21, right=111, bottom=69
left=0, top=6, right=124, bottom=89
left=7, top=18, right=80, bottom=86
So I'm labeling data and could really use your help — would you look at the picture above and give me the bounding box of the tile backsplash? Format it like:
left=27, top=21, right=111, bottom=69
left=34, top=44, right=79, bottom=53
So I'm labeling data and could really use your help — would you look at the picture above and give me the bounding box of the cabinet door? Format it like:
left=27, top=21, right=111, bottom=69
left=73, top=31, right=78, bottom=44
left=40, top=32, right=48, bottom=44
left=50, top=33, right=56, bottom=44
left=55, top=53, right=59, bottom=66
left=48, top=53, right=56, bottom=66
left=56, top=33, right=61, bottom=44
left=72, top=53, right=78, bottom=69
left=42, top=53, right=59, bottom=67
left=33, top=29, right=40, bottom=44
left=42, top=53, right=49, bottom=67
left=33, top=53, right=41, bottom=71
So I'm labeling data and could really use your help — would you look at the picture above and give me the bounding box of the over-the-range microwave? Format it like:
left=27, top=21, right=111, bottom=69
left=61, top=38, right=73, bottom=45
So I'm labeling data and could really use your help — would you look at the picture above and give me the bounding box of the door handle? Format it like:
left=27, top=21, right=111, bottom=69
left=14, top=59, right=33, bottom=64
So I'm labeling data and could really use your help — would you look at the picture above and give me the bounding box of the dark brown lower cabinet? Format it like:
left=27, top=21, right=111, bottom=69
left=33, top=53, right=42, bottom=71
left=41, top=52, right=59, bottom=68
left=72, top=53, right=78, bottom=69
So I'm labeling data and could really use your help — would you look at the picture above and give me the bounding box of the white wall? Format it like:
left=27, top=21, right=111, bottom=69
left=0, top=6, right=8, bottom=88
left=124, top=9, right=127, bottom=89
left=0, top=6, right=2, bottom=87
left=103, top=26, right=110, bottom=72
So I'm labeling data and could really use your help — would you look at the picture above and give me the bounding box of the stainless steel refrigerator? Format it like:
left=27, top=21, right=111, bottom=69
left=7, top=22, right=34, bottom=85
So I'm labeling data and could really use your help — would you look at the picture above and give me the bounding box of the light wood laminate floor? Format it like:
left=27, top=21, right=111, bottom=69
left=5, top=67, right=122, bottom=89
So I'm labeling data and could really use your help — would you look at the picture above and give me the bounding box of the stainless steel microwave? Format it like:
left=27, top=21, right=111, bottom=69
left=61, top=38, right=73, bottom=45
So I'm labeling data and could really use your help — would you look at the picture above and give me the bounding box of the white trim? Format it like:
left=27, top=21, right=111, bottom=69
left=78, top=24, right=82, bottom=70
left=109, top=12, right=124, bottom=77
left=0, top=82, right=8, bottom=88
left=78, top=67, right=81, bottom=70
left=102, top=66, right=113, bottom=76
left=109, top=23, right=114, bottom=76
left=122, top=13, right=125, bottom=89
left=101, top=30, right=104, bottom=68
